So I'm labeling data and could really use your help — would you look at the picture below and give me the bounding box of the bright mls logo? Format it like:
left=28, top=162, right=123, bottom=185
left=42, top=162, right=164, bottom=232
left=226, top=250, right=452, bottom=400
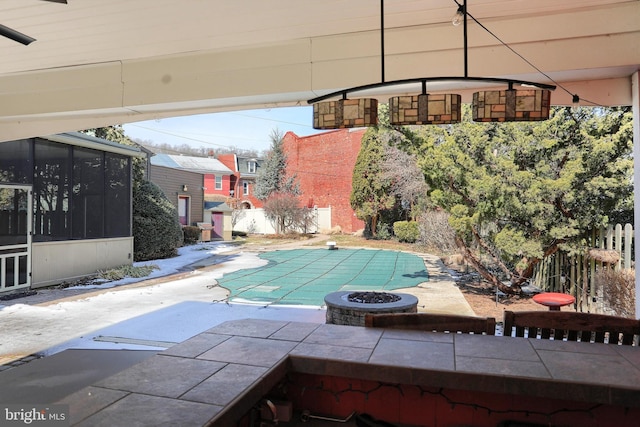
left=2, top=405, right=68, bottom=426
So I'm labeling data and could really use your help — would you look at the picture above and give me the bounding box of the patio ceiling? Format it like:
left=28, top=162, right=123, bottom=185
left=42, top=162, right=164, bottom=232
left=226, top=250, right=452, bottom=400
left=0, top=0, right=638, bottom=141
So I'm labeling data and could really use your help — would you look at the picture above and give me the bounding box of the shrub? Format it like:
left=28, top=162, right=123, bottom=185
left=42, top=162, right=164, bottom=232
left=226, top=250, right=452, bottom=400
left=597, top=267, right=635, bottom=318
left=320, top=226, right=342, bottom=235
left=98, top=264, right=159, bottom=281
left=183, top=226, right=200, bottom=245
left=375, top=221, right=392, bottom=240
left=417, top=210, right=457, bottom=252
left=393, top=221, right=420, bottom=243
left=133, top=181, right=183, bottom=261
left=246, top=219, right=257, bottom=234
left=264, top=193, right=306, bottom=234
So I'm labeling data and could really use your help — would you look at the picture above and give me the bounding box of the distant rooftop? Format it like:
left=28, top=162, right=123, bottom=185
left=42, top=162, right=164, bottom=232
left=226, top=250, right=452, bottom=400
left=151, top=153, right=233, bottom=174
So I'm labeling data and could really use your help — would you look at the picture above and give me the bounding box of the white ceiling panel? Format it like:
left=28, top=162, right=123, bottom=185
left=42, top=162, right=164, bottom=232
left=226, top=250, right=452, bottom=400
left=0, top=0, right=637, bottom=140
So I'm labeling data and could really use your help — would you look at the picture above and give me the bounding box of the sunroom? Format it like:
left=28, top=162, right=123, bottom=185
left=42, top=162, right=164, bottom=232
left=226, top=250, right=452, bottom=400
left=0, top=132, right=142, bottom=294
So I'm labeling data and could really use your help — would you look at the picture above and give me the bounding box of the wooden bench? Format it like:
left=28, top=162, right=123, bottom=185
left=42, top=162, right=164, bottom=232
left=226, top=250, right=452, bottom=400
left=503, top=310, right=640, bottom=345
left=365, top=312, right=496, bottom=335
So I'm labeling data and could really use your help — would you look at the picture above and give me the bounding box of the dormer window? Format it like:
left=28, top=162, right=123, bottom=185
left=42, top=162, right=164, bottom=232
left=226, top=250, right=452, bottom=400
left=247, top=161, right=256, bottom=173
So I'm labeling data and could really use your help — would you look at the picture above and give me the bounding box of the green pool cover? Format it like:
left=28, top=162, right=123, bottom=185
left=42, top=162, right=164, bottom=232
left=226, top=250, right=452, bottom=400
left=217, top=248, right=428, bottom=306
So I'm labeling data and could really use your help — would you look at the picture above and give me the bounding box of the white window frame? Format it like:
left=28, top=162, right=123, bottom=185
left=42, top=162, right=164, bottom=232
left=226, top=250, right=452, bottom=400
left=247, top=161, right=256, bottom=173
left=243, top=181, right=249, bottom=195
left=215, top=175, right=222, bottom=190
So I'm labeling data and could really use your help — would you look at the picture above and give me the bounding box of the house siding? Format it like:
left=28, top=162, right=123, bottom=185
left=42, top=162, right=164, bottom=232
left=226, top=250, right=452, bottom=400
left=150, top=165, right=204, bottom=225
left=32, top=238, right=133, bottom=288
left=282, top=129, right=366, bottom=233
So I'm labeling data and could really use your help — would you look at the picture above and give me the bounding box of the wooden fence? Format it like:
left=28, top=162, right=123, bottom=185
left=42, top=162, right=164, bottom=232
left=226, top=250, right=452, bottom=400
left=530, top=223, right=634, bottom=313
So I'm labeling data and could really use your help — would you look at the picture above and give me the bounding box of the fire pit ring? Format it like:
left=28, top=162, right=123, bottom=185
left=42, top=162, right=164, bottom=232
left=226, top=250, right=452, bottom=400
left=324, top=291, right=418, bottom=326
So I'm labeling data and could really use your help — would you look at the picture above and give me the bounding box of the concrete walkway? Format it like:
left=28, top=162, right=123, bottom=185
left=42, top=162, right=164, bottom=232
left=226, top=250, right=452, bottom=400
left=0, top=240, right=473, bottom=366
left=402, top=253, right=475, bottom=316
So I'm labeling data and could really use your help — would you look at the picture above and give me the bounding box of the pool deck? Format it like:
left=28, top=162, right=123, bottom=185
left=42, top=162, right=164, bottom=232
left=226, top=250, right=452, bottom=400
left=58, top=318, right=640, bottom=426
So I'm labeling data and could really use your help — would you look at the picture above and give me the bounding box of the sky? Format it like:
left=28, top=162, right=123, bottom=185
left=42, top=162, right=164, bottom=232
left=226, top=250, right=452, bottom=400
left=122, top=105, right=324, bottom=154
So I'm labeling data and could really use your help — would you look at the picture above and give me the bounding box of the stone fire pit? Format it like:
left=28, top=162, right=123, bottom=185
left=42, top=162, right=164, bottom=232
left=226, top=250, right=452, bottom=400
left=324, top=291, right=418, bottom=326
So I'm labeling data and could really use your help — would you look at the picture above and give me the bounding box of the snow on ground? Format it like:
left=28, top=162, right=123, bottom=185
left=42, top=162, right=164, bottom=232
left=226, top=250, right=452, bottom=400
left=71, top=241, right=246, bottom=289
left=0, top=240, right=468, bottom=364
left=0, top=243, right=291, bottom=362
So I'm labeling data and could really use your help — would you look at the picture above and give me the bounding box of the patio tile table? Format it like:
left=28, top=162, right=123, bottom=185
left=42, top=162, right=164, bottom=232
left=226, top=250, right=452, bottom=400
left=58, top=319, right=640, bottom=426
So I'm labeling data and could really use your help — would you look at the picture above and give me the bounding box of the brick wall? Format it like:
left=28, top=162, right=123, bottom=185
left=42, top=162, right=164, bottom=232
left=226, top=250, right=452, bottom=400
left=283, top=129, right=366, bottom=233
left=203, top=173, right=231, bottom=198
left=281, top=373, right=640, bottom=427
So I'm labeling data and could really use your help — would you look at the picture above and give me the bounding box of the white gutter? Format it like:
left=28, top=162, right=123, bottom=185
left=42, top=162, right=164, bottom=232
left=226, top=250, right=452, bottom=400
left=42, top=132, right=145, bottom=157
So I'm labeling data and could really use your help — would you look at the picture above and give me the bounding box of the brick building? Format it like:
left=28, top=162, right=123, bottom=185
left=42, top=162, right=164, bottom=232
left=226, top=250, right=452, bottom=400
left=282, top=129, right=366, bottom=233
left=217, top=154, right=263, bottom=209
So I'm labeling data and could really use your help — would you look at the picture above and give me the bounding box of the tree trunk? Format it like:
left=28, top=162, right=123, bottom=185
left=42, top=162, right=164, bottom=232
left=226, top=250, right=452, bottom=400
left=515, top=243, right=561, bottom=285
left=472, top=227, right=514, bottom=281
left=455, top=236, right=521, bottom=294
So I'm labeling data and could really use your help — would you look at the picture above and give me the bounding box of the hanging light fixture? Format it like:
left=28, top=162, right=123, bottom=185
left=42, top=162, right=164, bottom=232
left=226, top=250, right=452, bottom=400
left=307, top=0, right=555, bottom=127
left=472, top=84, right=551, bottom=122
left=389, top=81, right=461, bottom=125
left=313, top=97, right=378, bottom=130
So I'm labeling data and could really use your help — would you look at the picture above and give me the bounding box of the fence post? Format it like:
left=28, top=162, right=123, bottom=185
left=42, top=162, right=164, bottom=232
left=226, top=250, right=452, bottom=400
left=569, top=254, right=577, bottom=298
left=614, top=224, right=622, bottom=270
left=624, top=223, right=633, bottom=269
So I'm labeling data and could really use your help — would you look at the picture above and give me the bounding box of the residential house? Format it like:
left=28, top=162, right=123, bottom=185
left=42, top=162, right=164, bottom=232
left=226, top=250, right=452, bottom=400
left=282, top=129, right=366, bottom=233
left=149, top=154, right=233, bottom=239
left=0, top=132, right=142, bottom=294
left=148, top=164, right=205, bottom=226
left=217, top=154, right=263, bottom=209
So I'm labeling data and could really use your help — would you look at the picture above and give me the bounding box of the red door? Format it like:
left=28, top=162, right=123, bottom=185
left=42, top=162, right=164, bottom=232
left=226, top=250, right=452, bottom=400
left=178, top=196, right=189, bottom=226
left=211, top=212, right=223, bottom=238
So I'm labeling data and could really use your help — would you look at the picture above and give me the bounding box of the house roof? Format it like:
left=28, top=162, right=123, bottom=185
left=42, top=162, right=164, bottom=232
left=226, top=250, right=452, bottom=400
left=236, top=157, right=262, bottom=176
left=43, top=132, right=143, bottom=157
left=204, top=201, right=233, bottom=212
left=150, top=154, right=232, bottom=175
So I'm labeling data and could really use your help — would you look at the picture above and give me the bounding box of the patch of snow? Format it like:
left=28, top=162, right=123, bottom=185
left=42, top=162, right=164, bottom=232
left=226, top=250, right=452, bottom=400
left=68, top=242, right=239, bottom=290
left=521, top=284, right=544, bottom=295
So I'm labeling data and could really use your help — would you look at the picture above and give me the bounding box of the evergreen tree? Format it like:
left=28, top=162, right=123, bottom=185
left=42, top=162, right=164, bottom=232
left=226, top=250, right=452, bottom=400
left=411, top=106, right=633, bottom=292
left=253, top=129, right=303, bottom=234
left=350, top=127, right=396, bottom=236
left=254, top=129, right=299, bottom=200
left=82, top=125, right=145, bottom=185
left=351, top=104, right=428, bottom=236
left=81, top=125, right=183, bottom=261
left=132, top=180, right=183, bottom=260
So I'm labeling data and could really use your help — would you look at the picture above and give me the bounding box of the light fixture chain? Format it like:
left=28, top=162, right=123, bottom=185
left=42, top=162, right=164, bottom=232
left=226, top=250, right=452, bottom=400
left=380, top=0, right=385, bottom=83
